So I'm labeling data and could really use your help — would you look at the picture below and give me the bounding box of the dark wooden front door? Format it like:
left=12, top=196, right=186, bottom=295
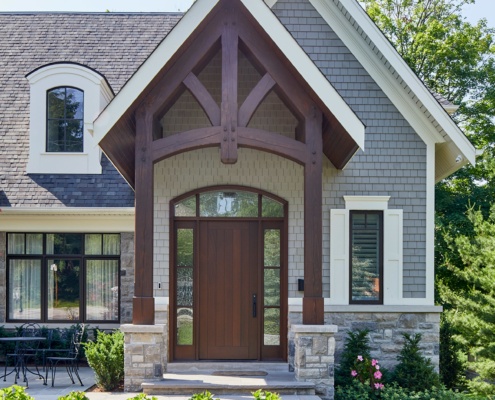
left=198, top=221, right=258, bottom=359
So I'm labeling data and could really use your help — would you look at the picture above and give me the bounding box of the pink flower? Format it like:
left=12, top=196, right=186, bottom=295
left=374, top=383, right=384, bottom=390
left=371, top=359, right=378, bottom=366
left=375, top=365, right=380, bottom=370
left=351, top=370, right=358, bottom=377
left=374, top=370, right=382, bottom=380
left=357, top=355, right=363, bottom=361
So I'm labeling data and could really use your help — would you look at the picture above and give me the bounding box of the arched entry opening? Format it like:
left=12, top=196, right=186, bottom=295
left=170, top=186, right=288, bottom=361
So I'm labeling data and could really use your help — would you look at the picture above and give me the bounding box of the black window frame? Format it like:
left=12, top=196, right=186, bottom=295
left=6, top=233, right=121, bottom=324
left=349, top=210, right=384, bottom=305
left=46, top=86, right=84, bottom=153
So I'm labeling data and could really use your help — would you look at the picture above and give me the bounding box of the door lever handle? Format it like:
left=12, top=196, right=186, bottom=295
left=252, top=294, right=257, bottom=318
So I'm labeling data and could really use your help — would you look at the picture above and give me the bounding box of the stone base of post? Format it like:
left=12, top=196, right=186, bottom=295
left=121, top=324, right=167, bottom=392
left=292, top=324, right=338, bottom=400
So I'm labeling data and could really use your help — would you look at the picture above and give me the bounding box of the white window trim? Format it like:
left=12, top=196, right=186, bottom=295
left=26, top=63, right=114, bottom=174
left=330, top=196, right=405, bottom=306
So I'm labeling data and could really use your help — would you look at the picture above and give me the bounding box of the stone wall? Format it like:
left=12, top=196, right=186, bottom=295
left=0, top=232, right=5, bottom=323
left=120, top=232, right=135, bottom=324
left=289, top=310, right=440, bottom=373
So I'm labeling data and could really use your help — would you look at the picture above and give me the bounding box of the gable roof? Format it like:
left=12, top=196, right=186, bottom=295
left=306, top=0, right=476, bottom=181
left=92, top=0, right=366, bottom=163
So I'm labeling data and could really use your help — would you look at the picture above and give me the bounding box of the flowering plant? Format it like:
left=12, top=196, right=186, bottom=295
left=350, top=355, right=384, bottom=391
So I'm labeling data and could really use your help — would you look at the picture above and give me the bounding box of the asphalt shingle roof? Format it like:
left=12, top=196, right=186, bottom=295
left=0, top=12, right=182, bottom=207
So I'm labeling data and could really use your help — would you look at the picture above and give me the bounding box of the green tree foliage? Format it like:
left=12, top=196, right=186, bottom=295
left=360, top=0, right=495, bottom=393
left=441, top=206, right=495, bottom=395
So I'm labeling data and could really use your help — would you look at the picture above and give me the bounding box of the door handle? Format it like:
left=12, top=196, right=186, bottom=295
left=252, top=294, right=257, bottom=318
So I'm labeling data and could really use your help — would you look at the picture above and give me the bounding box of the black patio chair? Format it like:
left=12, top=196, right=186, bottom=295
left=3, top=323, right=44, bottom=386
left=45, top=324, right=85, bottom=387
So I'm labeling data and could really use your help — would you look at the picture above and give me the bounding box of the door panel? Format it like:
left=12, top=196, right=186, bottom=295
left=199, top=221, right=258, bottom=359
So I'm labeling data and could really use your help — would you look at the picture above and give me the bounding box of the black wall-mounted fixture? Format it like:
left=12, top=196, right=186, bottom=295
left=298, top=279, right=304, bottom=291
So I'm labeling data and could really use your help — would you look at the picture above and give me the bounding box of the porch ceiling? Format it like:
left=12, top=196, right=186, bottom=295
left=95, top=0, right=365, bottom=189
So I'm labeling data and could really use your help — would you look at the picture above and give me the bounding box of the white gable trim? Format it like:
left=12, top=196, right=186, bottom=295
left=93, top=0, right=365, bottom=151
left=309, top=0, right=476, bottom=166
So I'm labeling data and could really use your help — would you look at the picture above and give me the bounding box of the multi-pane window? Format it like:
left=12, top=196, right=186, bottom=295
left=7, top=233, right=120, bottom=323
left=46, top=87, right=84, bottom=152
left=350, top=211, right=383, bottom=304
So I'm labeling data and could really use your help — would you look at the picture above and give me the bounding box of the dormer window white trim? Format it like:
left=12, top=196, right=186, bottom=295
left=26, top=63, right=114, bottom=174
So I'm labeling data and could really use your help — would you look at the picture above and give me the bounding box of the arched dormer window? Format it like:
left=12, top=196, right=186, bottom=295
left=47, top=87, right=84, bottom=152
left=26, top=63, right=113, bottom=174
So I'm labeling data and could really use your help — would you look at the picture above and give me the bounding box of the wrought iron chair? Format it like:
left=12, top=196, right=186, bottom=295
left=45, top=324, right=85, bottom=387
left=3, top=323, right=44, bottom=386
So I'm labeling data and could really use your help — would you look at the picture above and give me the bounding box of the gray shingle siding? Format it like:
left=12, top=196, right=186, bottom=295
left=272, top=0, right=427, bottom=298
left=0, top=13, right=182, bottom=208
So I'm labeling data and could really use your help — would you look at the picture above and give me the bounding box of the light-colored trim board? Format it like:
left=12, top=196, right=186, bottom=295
left=288, top=298, right=442, bottom=313
left=0, top=207, right=134, bottom=232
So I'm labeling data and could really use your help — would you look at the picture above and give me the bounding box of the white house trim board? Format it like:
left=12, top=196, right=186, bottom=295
left=308, top=0, right=476, bottom=178
left=26, top=63, right=113, bottom=175
left=93, top=0, right=365, bottom=152
left=0, top=207, right=134, bottom=232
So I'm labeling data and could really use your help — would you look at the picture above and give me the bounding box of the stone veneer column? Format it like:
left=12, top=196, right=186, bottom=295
left=121, top=324, right=167, bottom=392
left=292, top=324, right=338, bottom=400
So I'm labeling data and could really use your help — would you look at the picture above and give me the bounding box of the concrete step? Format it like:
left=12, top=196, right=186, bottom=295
left=142, top=363, right=315, bottom=397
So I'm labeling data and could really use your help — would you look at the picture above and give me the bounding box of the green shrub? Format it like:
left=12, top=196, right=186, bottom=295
left=190, top=390, right=215, bottom=400
left=0, top=385, right=34, bottom=400
left=126, top=394, right=158, bottom=400
left=391, top=333, right=440, bottom=392
left=84, top=329, right=124, bottom=391
left=335, top=329, right=371, bottom=387
left=252, top=389, right=281, bottom=400
left=57, top=391, right=89, bottom=400
left=440, top=318, right=466, bottom=389
left=335, top=380, right=485, bottom=399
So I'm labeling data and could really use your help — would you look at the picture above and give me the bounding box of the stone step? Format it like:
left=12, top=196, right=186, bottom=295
left=167, top=362, right=291, bottom=373
left=142, top=365, right=315, bottom=397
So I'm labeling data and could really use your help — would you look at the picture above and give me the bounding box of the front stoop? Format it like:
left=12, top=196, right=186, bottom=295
left=141, top=363, right=317, bottom=397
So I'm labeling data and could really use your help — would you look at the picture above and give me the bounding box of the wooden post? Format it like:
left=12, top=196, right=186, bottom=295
left=303, top=106, right=324, bottom=325
left=133, top=106, right=155, bottom=325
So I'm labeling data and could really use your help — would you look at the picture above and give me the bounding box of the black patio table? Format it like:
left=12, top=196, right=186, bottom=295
left=0, top=336, right=47, bottom=387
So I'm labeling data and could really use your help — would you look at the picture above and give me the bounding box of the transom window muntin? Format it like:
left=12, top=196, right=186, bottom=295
left=46, top=87, right=84, bottom=152
left=174, top=189, right=284, bottom=218
left=350, top=211, right=384, bottom=304
left=6, top=233, right=120, bottom=323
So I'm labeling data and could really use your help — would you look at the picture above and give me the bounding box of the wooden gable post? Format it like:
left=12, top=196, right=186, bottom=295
left=133, top=106, right=155, bottom=325
left=303, top=106, right=324, bottom=325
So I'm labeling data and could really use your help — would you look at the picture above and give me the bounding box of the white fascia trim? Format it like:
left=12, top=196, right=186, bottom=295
left=344, top=195, right=390, bottom=210
left=0, top=207, right=134, bottom=232
left=309, top=0, right=475, bottom=165
left=425, top=143, right=435, bottom=304
left=288, top=298, right=442, bottom=313
left=93, top=0, right=220, bottom=144
left=241, top=0, right=365, bottom=150
left=264, top=0, right=278, bottom=8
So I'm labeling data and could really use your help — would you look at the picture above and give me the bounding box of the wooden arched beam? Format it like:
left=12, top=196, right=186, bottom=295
left=237, top=127, right=307, bottom=165
left=152, top=126, right=222, bottom=163
left=183, top=72, right=221, bottom=126
left=238, top=73, right=276, bottom=127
